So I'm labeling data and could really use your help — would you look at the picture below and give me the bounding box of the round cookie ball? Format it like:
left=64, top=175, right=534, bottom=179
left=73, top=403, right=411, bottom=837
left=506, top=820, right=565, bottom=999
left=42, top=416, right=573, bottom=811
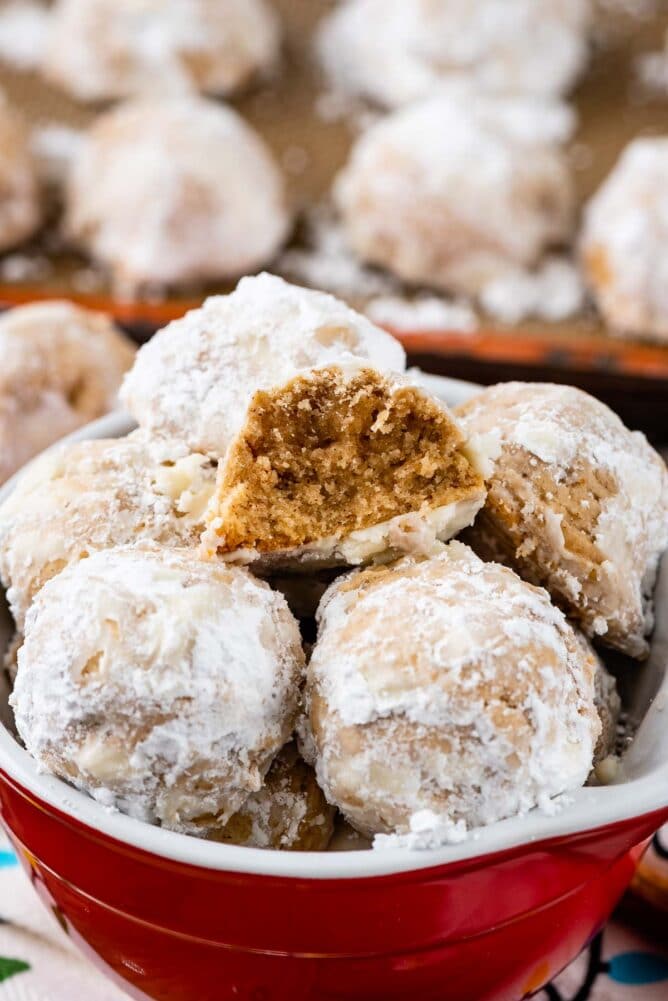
left=0, top=90, right=41, bottom=251
left=457, top=382, right=668, bottom=659
left=122, top=274, right=486, bottom=567
left=64, top=96, right=290, bottom=292
left=0, top=301, right=135, bottom=484
left=318, top=0, right=591, bottom=109
left=201, top=743, right=335, bottom=851
left=334, top=91, right=575, bottom=296
left=12, top=547, right=304, bottom=831
left=43, top=0, right=280, bottom=102
left=581, top=138, right=668, bottom=343
left=121, top=273, right=407, bottom=455
left=307, top=541, right=601, bottom=839
left=0, top=433, right=217, bottom=629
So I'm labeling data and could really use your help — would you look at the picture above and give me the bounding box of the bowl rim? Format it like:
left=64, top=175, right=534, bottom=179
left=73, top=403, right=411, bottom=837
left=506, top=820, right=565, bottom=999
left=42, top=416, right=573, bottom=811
left=1, top=377, right=668, bottom=881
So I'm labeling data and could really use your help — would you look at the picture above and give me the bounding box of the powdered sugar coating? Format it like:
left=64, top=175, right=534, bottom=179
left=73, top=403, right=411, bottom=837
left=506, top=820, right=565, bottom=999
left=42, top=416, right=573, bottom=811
left=0, top=87, right=41, bottom=251
left=0, top=2, right=50, bottom=73
left=0, top=432, right=217, bottom=629
left=457, top=382, right=668, bottom=658
left=581, top=138, right=668, bottom=342
left=203, top=743, right=335, bottom=851
left=43, top=0, right=280, bottom=102
left=11, top=546, right=304, bottom=832
left=307, top=541, right=600, bottom=839
left=121, top=273, right=407, bottom=455
left=334, top=91, right=575, bottom=295
left=479, top=256, right=585, bottom=324
left=64, top=97, right=290, bottom=292
left=318, top=0, right=591, bottom=108
left=0, top=300, right=135, bottom=484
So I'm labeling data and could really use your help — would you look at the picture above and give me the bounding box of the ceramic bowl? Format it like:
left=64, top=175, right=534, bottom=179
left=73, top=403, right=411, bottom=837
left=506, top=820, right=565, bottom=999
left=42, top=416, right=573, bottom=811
left=1, top=375, right=667, bottom=1001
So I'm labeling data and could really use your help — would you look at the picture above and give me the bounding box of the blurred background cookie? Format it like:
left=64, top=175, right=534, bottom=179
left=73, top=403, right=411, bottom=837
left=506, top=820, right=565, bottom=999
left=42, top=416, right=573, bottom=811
left=42, top=0, right=281, bottom=102
left=0, top=299, right=134, bottom=483
left=0, top=87, right=41, bottom=251
left=318, top=0, right=592, bottom=108
left=334, top=90, right=576, bottom=297
left=581, top=138, right=668, bottom=344
left=63, top=96, right=291, bottom=293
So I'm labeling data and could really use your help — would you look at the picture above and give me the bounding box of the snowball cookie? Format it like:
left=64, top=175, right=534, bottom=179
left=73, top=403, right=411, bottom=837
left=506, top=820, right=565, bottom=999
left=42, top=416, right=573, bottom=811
left=457, top=383, right=668, bottom=659
left=0, top=301, right=135, bottom=485
left=334, top=91, right=575, bottom=296
left=12, top=547, right=304, bottom=831
left=581, top=138, right=668, bottom=343
left=202, top=743, right=335, bottom=851
left=64, top=97, right=290, bottom=292
left=318, top=0, right=591, bottom=109
left=0, top=433, right=217, bottom=629
left=43, top=0, right=280, bottom=103
left=0, top=91, right=41, bottom=251
left=306, top=541, right=601, bottom=839
left=122, top=274, right=486, bottom=566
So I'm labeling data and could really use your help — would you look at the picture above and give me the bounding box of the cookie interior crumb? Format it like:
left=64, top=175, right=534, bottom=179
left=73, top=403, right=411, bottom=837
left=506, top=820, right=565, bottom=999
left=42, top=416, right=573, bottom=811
left=211, top=366, right=483, bottom=554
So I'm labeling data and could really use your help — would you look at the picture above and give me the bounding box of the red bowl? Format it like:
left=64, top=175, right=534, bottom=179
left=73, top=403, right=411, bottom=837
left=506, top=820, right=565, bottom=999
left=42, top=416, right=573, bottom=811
left=0, top=772, right=665, bottom=1001
left=1, top=381, right=668, bottom=1001
left=0, top=771, right=665, bottom=1001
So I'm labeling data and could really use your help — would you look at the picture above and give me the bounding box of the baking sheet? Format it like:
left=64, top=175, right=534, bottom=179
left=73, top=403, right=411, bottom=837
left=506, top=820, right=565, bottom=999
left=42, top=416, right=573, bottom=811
left=0, top=0, right=668, bottom=428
